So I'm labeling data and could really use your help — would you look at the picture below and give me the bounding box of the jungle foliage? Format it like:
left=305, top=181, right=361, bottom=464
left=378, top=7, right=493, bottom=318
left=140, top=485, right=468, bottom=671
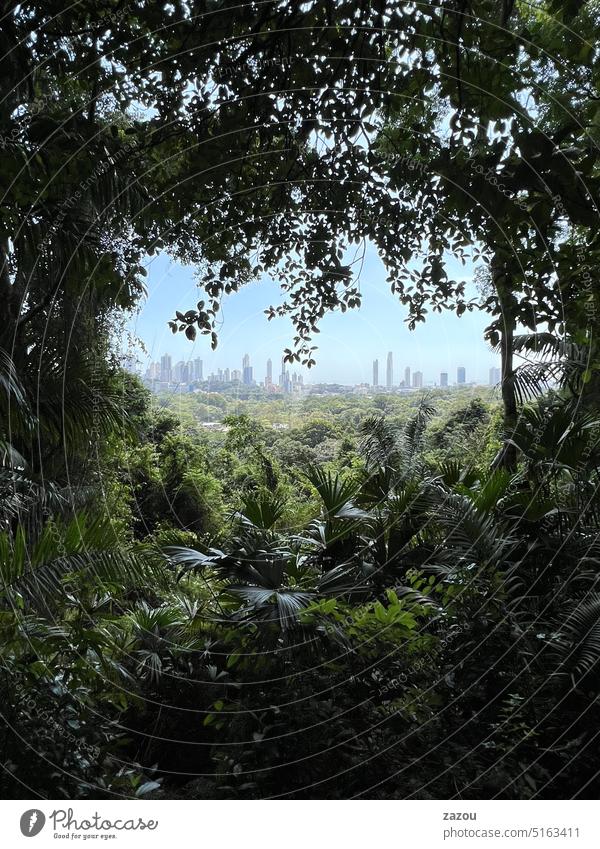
left=1, top=0, right=600, bottom=800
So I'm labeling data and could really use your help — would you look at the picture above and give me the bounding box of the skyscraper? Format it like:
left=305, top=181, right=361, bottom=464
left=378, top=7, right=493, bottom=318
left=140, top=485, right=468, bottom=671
left=440, top=372, right=448, bottom=387
left=266, top=358, right=273, bottom=386
left=280, top=357, right=291, bottom=393
left=242, top=354, right=253, bottom=385
left=147, top=361, right=160, bottom=380
left=386, top=352, right=393, bottom=389
left=457, top=366, right=466, bottom=384
left=193, top=357, right=203, bottom=381
left=412, top=370, right=423, bottom=389
left=404, top=366, right=411, bottom=388
left=173, top=360, right=185, bottom=382
left=489, top=366, right=501, bottom=386
left=160, top=353, right=172, bottom=383
left=372, top=359, right=378, bottom=387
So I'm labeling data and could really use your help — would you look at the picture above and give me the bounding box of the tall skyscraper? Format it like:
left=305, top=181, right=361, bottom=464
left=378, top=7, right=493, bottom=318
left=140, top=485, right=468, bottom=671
left=412, top=370, right=423, bottom=389
left=224, top=368, right=230, bottom=382
left=232, top=369, right=241, bottom=382
left=404, top=366, right=411, bottom=388
left=193, top=357, right=203, bottom=381
left=266, top=358, right=273, bottom=385
left=440, top=372, right=448, bottom=387
left=386, top=352, right=393, bottom=389
left=280, top=357, right=291, bottom=393
left=489, top=366, right=501, bottom=386
left=173, top=360, right=185, bottom=382
left=174, top=361, right=191, bottom=383
left=457, top=366, right=466, bottom=384
left=242, top=354, right=253, bottom=385
left=372, top=358, right=378, bottom=387
left=160, top=353, right=172, bottom=383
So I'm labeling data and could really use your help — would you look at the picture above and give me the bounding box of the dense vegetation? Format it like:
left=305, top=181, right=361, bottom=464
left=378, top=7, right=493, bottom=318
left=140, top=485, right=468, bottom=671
left=1, top=0, right=600, bottom=800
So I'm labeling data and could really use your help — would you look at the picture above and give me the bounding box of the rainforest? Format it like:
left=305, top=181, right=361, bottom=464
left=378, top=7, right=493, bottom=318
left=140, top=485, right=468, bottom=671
left=1, top=0, right=600, bottom=801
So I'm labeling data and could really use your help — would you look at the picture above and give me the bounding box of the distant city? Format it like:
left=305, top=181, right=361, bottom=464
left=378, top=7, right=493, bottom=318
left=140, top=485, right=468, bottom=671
left=136, top=353, right=305, bottom=394
left=126, top=351, right=503, bottom=395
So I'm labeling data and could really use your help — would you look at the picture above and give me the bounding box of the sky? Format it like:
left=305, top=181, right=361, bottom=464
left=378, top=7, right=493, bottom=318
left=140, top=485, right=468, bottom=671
left=126, top=242, right=501, bottom=386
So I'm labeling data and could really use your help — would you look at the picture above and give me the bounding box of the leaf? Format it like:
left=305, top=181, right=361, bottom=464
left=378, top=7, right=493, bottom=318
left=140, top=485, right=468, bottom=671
left=136, top=780, right=161, bottom=796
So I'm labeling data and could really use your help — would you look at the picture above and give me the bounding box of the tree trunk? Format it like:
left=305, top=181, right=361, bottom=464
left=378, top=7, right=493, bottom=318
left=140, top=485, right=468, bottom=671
left=0, top=236, right=18, bottom=357
left=491, top=259, right=518, bottom=471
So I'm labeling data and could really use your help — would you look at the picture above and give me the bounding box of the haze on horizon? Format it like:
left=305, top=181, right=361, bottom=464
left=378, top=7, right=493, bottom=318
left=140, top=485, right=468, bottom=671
left=128, top=243, right=500, bottom=386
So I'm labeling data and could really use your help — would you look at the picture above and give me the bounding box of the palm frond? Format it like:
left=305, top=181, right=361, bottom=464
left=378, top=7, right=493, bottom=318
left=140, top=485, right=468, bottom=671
left=552, top=594, right=600, bottom=687
left=305, top=465, right=358, bottom=515
left=0, top=514, right=166, bottom=608
left=359, top=415, right=400, bottom=471
left=431, top=489, right=514, bottom=568
left=236, top=491, right=286, bottom=531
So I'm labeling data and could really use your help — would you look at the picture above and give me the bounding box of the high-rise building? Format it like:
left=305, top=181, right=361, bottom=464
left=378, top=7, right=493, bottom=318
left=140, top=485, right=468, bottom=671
left=224, top=368, right=230, bottom=383
left=457, top=366, right=466, bottom=385
left=147, top=361, right=160, bottom=380
left=280, top=357, right=291, bottom=393
left=372, top=359, right=378, bottom=387
left=489, top=366, right=501, bottom=386
left=192, top=358, right=203, bottom=381
left=404, top=366, right=411, bottom=388
left=266, top=358, right=273, bottom=385
left=386, top=352, right=393, bottom=389
left=231, top=369, right=241, bottom=382
left=160, top=353, right=172, bottom=383
left=440, top=372, right=448, bottom=387
left=242, top=354, right=253, bottom=385
left=173, top=360, right=185, bottom=382
left=412, top=370, right=423, bottom=389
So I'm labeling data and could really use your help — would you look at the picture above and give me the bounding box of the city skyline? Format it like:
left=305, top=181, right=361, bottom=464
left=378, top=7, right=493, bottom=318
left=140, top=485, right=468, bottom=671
left=128, top=247, right=502, bottom=385
left=138, top=349, right=484, bottom=389
left=141, top=351, right=305, bottom=393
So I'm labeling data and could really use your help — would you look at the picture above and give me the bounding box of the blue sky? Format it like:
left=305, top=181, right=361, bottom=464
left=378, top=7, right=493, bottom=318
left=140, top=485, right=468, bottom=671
left=127, top=243, right=500, bottom=385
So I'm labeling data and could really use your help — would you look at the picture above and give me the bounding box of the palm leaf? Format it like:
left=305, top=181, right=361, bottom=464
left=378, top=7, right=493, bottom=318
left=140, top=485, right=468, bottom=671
left=552, top=594, right=600, bottom=687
